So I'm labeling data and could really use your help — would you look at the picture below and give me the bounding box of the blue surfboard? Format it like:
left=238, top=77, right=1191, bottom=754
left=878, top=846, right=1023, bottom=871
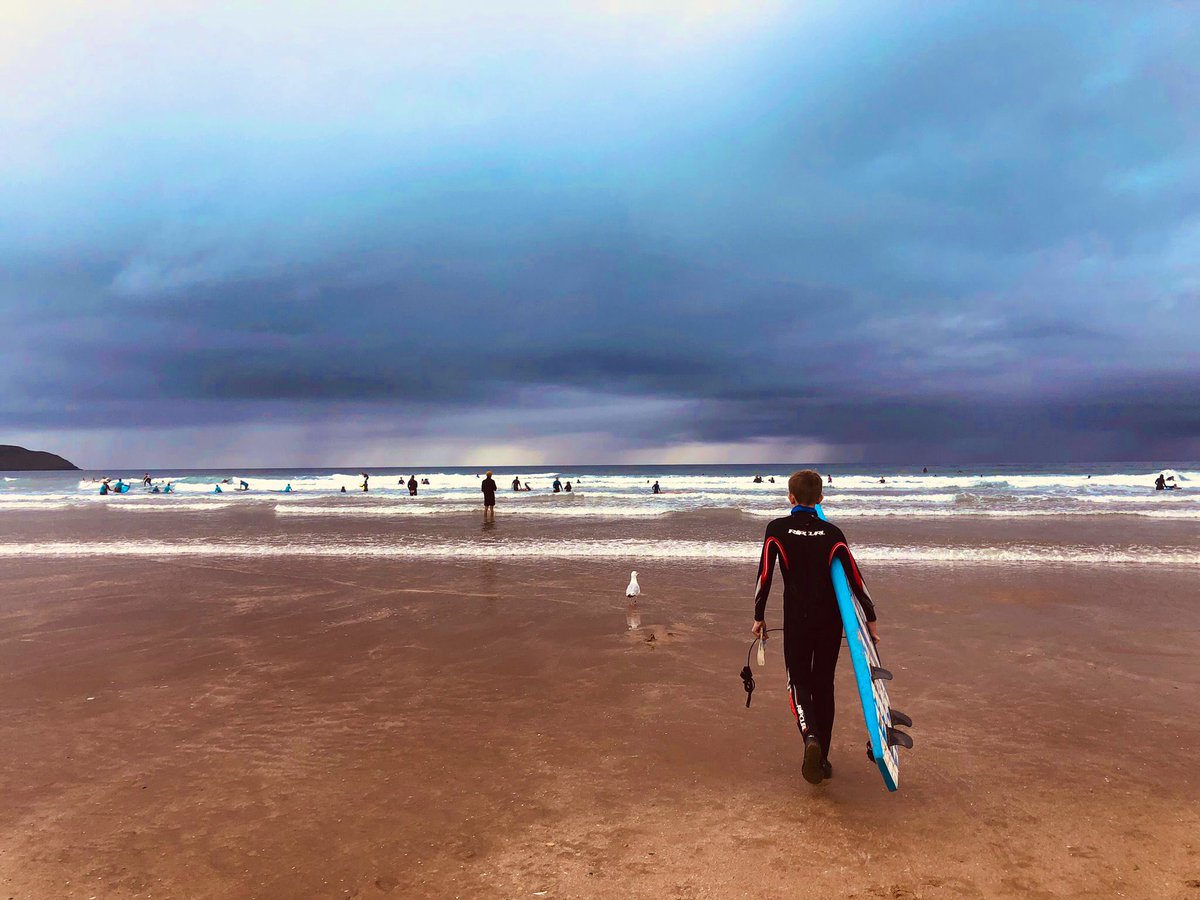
left=816, top=504, right=907, bottom=791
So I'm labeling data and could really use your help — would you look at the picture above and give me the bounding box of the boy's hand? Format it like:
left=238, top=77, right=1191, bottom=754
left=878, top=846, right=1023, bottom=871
left=867, top=620, right=879, bottom=644
left=752, top=619, right=766, bottom=638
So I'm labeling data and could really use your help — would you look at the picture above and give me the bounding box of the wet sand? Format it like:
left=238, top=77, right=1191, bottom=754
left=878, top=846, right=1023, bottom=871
left=1, top=527, right=1199, bottom=897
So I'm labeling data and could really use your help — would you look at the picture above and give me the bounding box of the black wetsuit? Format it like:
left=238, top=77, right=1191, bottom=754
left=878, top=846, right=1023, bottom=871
left=753, top=506, right=875, bottom=762
left=481, top=477, right=497, bottom=508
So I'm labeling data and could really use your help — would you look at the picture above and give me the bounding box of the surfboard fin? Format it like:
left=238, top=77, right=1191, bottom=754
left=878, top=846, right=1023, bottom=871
left=870, top=665, right=893, bottom=682
left=889, top=709, right=913, bottom=728
left=887, top=727, right=913, bottom=750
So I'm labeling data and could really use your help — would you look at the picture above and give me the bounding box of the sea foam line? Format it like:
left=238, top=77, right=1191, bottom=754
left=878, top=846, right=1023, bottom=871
left=0, top=540, right=1195, bottom=566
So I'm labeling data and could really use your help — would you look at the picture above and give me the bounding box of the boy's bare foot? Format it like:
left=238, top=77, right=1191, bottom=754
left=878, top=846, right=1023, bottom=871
left=802, top=735, right=824, bottom=785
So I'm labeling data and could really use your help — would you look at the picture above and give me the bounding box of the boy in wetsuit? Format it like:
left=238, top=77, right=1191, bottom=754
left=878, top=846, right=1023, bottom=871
left=752, top=469, right=878, bottom=785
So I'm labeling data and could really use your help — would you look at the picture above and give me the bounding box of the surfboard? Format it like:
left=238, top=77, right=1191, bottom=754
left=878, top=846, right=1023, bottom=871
left=815, top=504, right=910, bottom=791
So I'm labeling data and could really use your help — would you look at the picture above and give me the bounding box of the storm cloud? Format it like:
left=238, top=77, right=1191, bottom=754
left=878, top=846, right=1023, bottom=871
left=2, top=1, right=1197, bottom=465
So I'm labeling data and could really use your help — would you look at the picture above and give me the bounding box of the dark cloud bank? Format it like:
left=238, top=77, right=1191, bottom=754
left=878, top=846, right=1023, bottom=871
left=2, top=3, right=1198, bottom=463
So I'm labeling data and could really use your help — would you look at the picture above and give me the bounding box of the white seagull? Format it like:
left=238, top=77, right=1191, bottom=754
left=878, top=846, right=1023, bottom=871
left=625, top=571, right=641, bottom=597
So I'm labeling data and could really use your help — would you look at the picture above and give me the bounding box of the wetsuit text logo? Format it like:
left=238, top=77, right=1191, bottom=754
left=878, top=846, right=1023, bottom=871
left=787, top=528, right=826, bottom=537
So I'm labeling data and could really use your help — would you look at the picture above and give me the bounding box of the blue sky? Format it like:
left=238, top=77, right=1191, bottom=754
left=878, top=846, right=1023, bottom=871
left=2, top=1, right=1197, bottom=466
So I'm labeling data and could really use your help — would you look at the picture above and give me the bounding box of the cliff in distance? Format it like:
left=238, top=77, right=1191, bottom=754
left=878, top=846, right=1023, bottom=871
left=0, top=445, right=79, bottom=471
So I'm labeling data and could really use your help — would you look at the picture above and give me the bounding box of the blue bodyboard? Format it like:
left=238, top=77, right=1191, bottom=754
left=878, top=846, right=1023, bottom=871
left=816, top=504, right=901, bottom=791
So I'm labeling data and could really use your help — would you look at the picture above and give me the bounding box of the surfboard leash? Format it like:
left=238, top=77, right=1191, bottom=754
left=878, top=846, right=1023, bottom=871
left=740, top=628, right=783, bottom=707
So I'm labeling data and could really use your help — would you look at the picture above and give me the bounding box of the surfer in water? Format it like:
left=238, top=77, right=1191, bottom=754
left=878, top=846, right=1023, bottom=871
left=752, top=470, right=878, bottom=785
left=481, top=470, right=497, bottom=522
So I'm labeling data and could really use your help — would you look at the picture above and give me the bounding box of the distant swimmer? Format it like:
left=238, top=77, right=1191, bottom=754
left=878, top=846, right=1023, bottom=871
left=922, top=467, right=928, bottom=474
left=481, top=470, right=497, bottom=522
left=827, top=474, right=833, bottom=485
left=361, top=473, right=370, bottom=492
left=512, top=476, right=521, bottom=492
left=142, top=472, right=152, bottom=486
left=408, top=475, right=418, bottom=496
left=564, top=481, right=573, bottom=492
left=879, top=478, right=886, bottom=484
left=239, top=480, right=250, bottom=491
left=522, top=482, right=531, bottom=491
left=552, top=477, right=562, bottom=493
left=652, top=480, right=661, bottom=494
left=753, top=475, right=763, bottom=484
left=422, top=478, right=430, bottom=485
left=1155, top=473, right=1166, bottom=491
left=284, top=484, right=293, bottom=493
left=769, top=477, right=775, bottom=484
left=213, top=484, right=223, bottom=493
left=99, top=482, right=109, bottom=495
left=341, top=486, right=347, bottom=493
left=151, top=485, right=161, bottom=494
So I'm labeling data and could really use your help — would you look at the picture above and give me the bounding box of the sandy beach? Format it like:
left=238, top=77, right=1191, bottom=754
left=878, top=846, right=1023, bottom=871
left=1, top=506, right=1198, bottom=898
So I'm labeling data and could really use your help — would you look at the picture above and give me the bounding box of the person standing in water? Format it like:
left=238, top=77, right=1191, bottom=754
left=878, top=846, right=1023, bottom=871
left=407, top=475, right=418, bottom=496
left=481, top=470, right=498, bottom=522
left=752, top=470, right=878, bottom=785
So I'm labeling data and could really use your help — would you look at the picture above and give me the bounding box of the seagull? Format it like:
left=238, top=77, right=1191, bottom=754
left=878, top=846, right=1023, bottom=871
left=626, top=571, right=641, bottom=597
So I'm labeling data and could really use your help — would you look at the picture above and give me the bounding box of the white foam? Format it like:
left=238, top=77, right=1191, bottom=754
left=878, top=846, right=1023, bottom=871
left=0, top=539, right=1194, bottom=566
left=272, top=503, right=670, bottom=518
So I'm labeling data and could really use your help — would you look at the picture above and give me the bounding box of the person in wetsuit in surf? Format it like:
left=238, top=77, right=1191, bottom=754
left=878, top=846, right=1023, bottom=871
left=752, top=469, right=878, bottom=785
left=481, top=470, right=497, bottom=522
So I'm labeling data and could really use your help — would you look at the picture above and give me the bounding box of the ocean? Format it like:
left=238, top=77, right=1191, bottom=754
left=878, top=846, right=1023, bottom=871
left=1, top=462, right=1197, bottom=567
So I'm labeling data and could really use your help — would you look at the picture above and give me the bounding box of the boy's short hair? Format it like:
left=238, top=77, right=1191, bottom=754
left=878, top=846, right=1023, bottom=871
left=788, top=469, right=824, bottom=506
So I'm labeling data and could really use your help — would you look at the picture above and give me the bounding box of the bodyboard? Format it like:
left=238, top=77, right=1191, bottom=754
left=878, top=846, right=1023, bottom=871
left=815, top=504, right=900, bottom=791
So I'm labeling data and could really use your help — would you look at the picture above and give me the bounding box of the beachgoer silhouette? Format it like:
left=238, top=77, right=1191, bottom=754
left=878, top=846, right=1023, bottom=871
left=482, top=470, right=497, bottom=521
left=408, top=475, right=418, bottom=496
left=553, top=478, right=562, bottom=493
left=652, top=480, right=660, bottom=494
left=512, top=476, right=521, bottom=491
left=564, top=481, right=572, bottom=492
